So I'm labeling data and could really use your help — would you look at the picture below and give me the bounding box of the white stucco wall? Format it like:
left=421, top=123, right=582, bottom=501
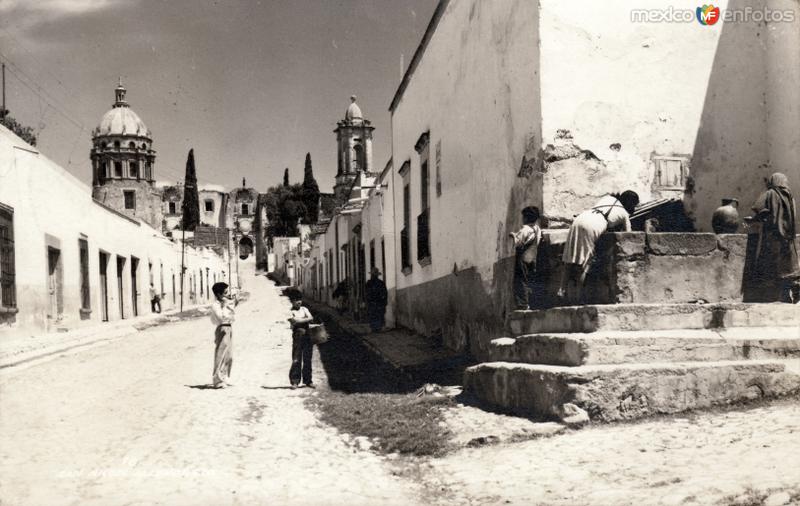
left=538, top=0, right=800, bottom=229
left=361, top=166, right=397, bottom=328
left=391, top=0, right=541, bottom=291
left=0, top=126, right=230, bottom=337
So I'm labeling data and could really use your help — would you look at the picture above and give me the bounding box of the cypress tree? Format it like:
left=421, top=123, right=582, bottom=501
left=181, top=149, right=200, bottom=231
left=283, top=168, right=290, bottom=187
left=301, top=153, right=320, bottom=223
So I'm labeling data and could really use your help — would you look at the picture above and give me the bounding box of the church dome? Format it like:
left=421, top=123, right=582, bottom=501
left=93, top=81, right=151, bottom=139
left=344, top=95, right=363, bottom=123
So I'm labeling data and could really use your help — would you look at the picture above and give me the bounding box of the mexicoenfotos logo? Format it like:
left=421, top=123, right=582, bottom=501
left=696, top=4, right=720, bottom=25
left=631, top=5, right=795, bottom=24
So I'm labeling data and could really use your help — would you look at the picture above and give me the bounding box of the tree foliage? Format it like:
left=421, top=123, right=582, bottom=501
left=0, top=110, right=37, bottom=146
left=264, top=183, right=306, bottom=238
left=301, top=153, right=320, bottom=224
left=181, top=149, right=200, bottom=231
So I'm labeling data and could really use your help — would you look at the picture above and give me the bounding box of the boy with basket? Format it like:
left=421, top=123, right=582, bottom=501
left=287, top=294, right=321, bottom=388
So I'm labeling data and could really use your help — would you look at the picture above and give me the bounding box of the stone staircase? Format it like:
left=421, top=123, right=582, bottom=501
left=464, top=303, right=800, bottom=423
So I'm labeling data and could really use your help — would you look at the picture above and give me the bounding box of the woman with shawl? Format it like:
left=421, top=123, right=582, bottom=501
left=750, top=172, right=800, bottom=302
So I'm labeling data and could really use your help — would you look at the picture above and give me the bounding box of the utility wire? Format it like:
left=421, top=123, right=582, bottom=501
left=0, top=56, right=87, bottom=132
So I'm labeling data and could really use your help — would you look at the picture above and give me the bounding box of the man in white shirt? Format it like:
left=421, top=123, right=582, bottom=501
left=210, top=282, right=238, bottom=388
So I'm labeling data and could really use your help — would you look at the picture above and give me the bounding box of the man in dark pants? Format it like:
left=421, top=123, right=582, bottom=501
left=149, top=283, right=161, bottom=313
left=288, top=295, right=314, bottom=388
left=365, top=268, right=388, bottom=332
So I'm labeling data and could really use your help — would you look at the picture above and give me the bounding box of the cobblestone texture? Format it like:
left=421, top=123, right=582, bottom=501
left=0, top=271, right=420, bottom=506
left=2, top=265, right=799, bottom=505
left=421, top=399, right=800, bottom=506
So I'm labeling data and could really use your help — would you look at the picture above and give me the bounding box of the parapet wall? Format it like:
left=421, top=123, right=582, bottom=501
left=537, top=231, right=783, bottom=306
left=593, top=232, right=747, bottom=304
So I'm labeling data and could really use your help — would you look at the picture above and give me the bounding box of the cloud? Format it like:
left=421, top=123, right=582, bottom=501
left=0, top=0, right=126, bottom=15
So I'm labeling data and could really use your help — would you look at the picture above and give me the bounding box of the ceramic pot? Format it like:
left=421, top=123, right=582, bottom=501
left=712, top=198, right=740, bottom=234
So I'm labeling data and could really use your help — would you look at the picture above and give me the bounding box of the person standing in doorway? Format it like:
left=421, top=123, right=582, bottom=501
left=510, top=206, right=542, bottom=310
left=365, top=268, right=388, bottom=332
left=288, top=295, right=315, bottom=388
left=149, top=282, right=161, bottom=314
left=210, top=282, right=238, bottom=388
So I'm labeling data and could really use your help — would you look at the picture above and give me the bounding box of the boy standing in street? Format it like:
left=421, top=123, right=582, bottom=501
left=210, top=282, right=238, bottom=389
left=288, top=295, right=315, bottom=389
left=510, top=206, right=542, bottom=310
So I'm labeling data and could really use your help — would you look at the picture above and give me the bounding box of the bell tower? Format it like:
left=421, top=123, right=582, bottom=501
left=333, top=95, right=374, bottom=202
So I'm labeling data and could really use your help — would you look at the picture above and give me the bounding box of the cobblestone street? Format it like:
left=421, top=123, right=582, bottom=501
left=2, top=268, right=800, bottom=506
left=0, top=270, right=420, bottom=506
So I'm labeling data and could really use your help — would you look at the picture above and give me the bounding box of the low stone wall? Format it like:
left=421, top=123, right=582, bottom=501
left=536, top=231, right=767, bottom=305
left=600, top=232, right=748, bottom=304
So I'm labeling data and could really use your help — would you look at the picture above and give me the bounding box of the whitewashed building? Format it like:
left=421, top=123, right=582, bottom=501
left=0, top=125, right=233, bottom=338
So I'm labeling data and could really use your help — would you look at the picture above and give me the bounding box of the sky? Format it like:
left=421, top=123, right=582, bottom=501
left=0, top=0, right=438, bottom=192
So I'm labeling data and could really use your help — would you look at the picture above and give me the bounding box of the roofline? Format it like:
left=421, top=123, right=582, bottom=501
left=389, top=0, right=450, bottom=113
left=378, top=158, right=392, bottom=182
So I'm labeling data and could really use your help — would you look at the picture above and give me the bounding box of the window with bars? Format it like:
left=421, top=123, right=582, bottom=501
left=369, top=239, right=375, bottom=272
left=401, top=182, right=412, bottom=271
left=0, top=205, right=16, bottom=309
left=416, top=132, right=431, bottom=263
left=79, top=238, right=90, bottom=311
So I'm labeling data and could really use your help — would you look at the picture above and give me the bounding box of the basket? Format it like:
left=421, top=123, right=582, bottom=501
left=309, top=324, right=329, bottom=345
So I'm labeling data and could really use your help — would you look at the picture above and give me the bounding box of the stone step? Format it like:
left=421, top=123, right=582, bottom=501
left=488, top=327, right=800, bottom=366
left=463, top=359, right=800, bottom=423
left=509, top=302, right=800, bottom=335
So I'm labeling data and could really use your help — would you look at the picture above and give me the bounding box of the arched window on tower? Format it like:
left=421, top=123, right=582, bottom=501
left=114, top=141, right=120, bottom=151
left=353, top=144, right=364, bottom=172
left=130, top=162, right=139, bottom=179
left=114, top=161, right=122, bottom=178
left=101, top=142, right=107, bottom=150
left=129, top=141, right=136, bottom=150
left=141, top=143, right=147, bottom=150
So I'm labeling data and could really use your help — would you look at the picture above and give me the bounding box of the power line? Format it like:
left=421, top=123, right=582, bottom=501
left=0, top=56, right=87, bottom=132
left=0, top=31, right=89, bottom=114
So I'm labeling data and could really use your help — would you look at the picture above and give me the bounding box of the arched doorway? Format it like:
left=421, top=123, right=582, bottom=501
left=239, top=236, right=254, bottom=260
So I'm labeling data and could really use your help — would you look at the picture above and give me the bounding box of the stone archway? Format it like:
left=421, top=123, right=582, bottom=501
left=239, top=236, right=254, bottom=260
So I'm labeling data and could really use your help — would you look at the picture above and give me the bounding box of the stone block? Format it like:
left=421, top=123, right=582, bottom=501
left=508, top=303, right=800, bottom=335
left=464, top=359, right=800, bottom=422
left=612, top=232, right=646, bottom=258
left=646, top=233, right=718, bottom=256
left=715, top=233, right=748, bottom=261
left=487, top=328, right=800, bottom=366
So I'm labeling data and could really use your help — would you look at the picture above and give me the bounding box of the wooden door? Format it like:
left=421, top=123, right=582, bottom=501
left=99, top=252, right=109, bottom=321
left=47, top=248, right=61, bottom=318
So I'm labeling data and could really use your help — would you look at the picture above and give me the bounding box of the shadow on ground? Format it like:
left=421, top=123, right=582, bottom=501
left=314, top=322, right=414, bottom=394
left=310, top=310, right=473, bottom=395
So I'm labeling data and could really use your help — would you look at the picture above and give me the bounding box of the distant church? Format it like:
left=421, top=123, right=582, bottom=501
left=91, top=80, right=163, bottom=229
left=90, top=81, right=263, bottom=259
